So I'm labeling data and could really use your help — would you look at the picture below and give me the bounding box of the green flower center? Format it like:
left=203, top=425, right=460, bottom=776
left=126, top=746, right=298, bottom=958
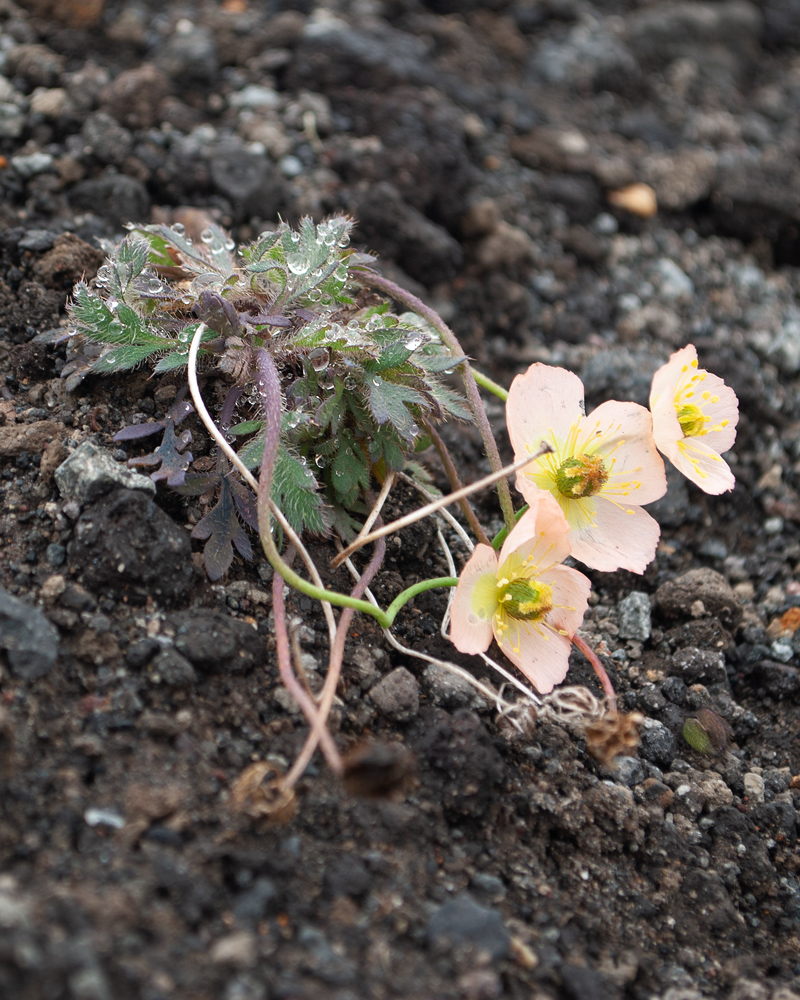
left=497, top=579, right=553, bottom=622
left=555, top=454, right=608, bottom=499
left=677, top=403, right=706, bottom=438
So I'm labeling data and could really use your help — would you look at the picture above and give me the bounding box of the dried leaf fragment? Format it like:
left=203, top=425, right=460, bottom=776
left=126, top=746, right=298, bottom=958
left=230, top=762, right=296, bottom=824
left=584, top=710, right=644, bottom=765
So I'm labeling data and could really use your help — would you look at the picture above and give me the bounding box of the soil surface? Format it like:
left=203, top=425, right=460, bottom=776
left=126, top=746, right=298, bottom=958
left=1, top=1, right=800, bottom=998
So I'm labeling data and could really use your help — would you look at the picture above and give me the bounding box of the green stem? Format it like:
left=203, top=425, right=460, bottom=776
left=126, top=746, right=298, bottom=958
left=355, top=269, right=516, bottom=533
left=491, top=504, right=529, bottom=551
left=472, top=368, right=509, bottom=402
left=385, top=577, right=459, bottom=624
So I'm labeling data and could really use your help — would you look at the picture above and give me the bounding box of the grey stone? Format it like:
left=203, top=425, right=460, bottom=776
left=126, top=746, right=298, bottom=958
left=68, top=489, right=194, bottom=605
left=427, top=894, right=510, bottom=959
left=0, top=103, right=23, bottom=139
left=147, top=648, right=197, bottom=688
left=156, top=25, right=218, bottom=84
left=655, top=258, right=695, bottom=301
left=0, top=588, right=59, bottom=681
left=423, top=663, right=485, bottom=710
left=80, top=111, right=133, bottom=166
left=170, top=610, right=262, bottom=675
left=618, top=591, right=652, bottom=641
left=297, top=926, right=356, bottom=986
left=68, top=173, right=151, bottom=228
left=655, top=568, right=742, bottom=628
left=56, top=441, right=156, bottom=503
left=233, top=877, right=278, bottom=928
left=638, top=718, right=677, bottom=770
left=743, top=772, right=765, bottom=804
left=369, top=667, right=419, bottom=722
left=614, top=756, right=647, bottom=787
left=670, top=648, right=728, bottom=685
left=229, top=85, right=281, bottom=110
left=209, top=139, right=282, bottom=219
left=11, top=152, right=54, bottom=178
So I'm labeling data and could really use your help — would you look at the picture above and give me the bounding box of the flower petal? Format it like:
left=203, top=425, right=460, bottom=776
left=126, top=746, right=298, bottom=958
left=692, top=376, right=738, bottom=453
left=583, top=400, right=667, bottom=505
left=449, top=544, right=498, bottom=655
left=507, top=364, right=585, bottom=461
left=650, top=344, right=697, bottom=411
left=539, top=564, right=592, bottom=640
left=497, top=617, right=573, bottom=694
left=499, top=492, right=572, bottom=570
left=568, top=498, right=661, bottom=574
left=671, top=437, right=736, bottom=494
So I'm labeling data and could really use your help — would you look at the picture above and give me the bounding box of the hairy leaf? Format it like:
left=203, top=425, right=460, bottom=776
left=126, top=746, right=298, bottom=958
left=368, top=375, right=425, bottom=442
left=272, top=449, right=329, bottom=535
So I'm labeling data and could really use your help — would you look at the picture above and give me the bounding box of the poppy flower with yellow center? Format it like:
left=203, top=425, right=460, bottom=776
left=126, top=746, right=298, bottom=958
left=449, top=493, right=591, bottom=694
left=506, top=364, right=667, bottom=574
left=649, top=344, right=739, bottom=494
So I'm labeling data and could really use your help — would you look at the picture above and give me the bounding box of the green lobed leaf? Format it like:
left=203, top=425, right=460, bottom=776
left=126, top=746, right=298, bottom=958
left=92, top=343, right=165, bottom=372
left=330, top=436, right=370, bottom=508
left=368, top=375, right=425, bottom=442
left=272, top=448, right=329, bottom=535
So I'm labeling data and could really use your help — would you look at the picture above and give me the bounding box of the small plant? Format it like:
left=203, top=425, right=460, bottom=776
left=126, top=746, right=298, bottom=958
left=65, top=216, right=469, bottom=544
left=65, top=215, right=740, bottom=811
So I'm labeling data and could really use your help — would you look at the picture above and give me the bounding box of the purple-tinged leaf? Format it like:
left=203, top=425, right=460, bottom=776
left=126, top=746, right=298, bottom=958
left=248, top=312, right=292, bottom=327
left=295, top=307, right=318, bottom=323
left=231, top=478, right=258, bottom=531
left=175, top=473, right=220, bottom=497
left=127, top=417, right=193, bottom=487
left=113, top=421, right=165, bottom=442
left=190, top=475, right=251, bottom=581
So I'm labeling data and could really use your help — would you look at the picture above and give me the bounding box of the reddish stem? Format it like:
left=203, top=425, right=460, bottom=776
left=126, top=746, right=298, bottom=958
left=571, top=633, right=617, bottom=711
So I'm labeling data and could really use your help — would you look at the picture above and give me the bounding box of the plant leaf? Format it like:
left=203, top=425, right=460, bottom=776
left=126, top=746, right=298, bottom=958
left=191, top=474, right=248, bottom=581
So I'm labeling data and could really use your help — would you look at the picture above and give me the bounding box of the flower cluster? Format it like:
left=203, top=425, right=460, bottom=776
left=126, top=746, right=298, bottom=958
left=450, top=345, right=738, bottom=693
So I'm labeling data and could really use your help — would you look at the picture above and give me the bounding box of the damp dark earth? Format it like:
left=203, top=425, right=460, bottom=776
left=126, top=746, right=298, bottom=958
left=2, top=1, right=800, bottom=998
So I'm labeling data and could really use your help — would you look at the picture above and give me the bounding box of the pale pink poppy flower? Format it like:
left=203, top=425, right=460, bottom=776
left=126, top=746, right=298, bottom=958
left=649, top=344, right=739, bottom=494
left=449, top=493, right=591, bottom=694
left=506, top=364, right=667, bottom=574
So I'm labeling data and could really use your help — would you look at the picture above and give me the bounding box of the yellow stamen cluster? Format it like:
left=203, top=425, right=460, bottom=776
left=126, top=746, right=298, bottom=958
left=673, top=360, right=730, bottom=439
left=555, top=453, right=608, bottom=499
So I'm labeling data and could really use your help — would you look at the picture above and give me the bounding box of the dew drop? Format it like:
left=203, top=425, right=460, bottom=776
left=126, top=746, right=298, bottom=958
left=308, top=347, right=329, bottom=372
left=200, top=228, right=214, bottom=244
left=289, top=232, right=300, bottom=244
left=315, top=454, right=327, bottom=468
left=287, top=253, right=309, bottom=275
left=172, top=222, right=186, bottom=236
left=148, top=278, right=163, bottom=293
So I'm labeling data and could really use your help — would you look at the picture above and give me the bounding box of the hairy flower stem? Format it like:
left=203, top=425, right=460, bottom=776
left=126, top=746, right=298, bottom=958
left=286, top=534, right=387, bottom=789
left=272, top=561, right=343, bottom=776
left=421, top=417, right=491, bottom=546
left=355, top=269, right=516, bottom=533
left=571, top=633, right=617, bottom=711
